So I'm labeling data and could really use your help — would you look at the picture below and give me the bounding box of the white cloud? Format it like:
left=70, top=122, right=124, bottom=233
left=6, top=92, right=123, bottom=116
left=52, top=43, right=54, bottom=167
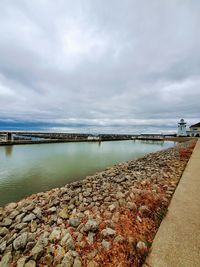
left=0, top=83, right=14, bottom=96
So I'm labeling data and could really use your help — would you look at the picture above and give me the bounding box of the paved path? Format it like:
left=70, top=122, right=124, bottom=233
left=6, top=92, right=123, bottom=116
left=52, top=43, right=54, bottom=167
left=144, top=139, right=200, bottom=267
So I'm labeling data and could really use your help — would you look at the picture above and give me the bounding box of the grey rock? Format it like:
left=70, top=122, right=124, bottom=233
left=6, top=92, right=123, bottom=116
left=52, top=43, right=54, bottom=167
left=13, top=232, right=28, bottom=250
left=24, top=260, right=36, bottom=267
left=87, top=250, right=97, bottom=260
left=25, top=241, right=36, bottom=253
left=39, top=232, right=50, bottom=245
left=136, top=241, right=148, bottom=254
left=0, top=241, right=6, bottom=254
left=59, top=207, right=69, bottom=219
left=22, top=213, right=36, bottom=223
left=113, top=235, right=124, bottom=244
left=19, top=227, right=29, bottom=234
left=9, top=210, right=20, bottom=219
left=87, top=232, right=95, bottom=245
left=30, top=220, right=37, bottom=233
left=73, top=257, right=82, bottom=267
left=112, top=212, right=120, bottom=223
left=27, top=233, right=35, bottom=243
left=101, top=239, right=110, bottom=250
left=137, top=215, right=142, bottom=223
left=4, top=243, right=12, bottom=254
left=1, top=218, right=12, bottom=227
left=63, top=195, right=71, bottom=202
left=60, top=232, right=72, bottom=245
left=87, top=260, right=99, bottom=267
left=32, top=207, right=42, bottom=219
left=116, top=191, right=124, bottom=199
left=82, top=190, right=90, bottom=197
left=15, top=213, right=26, bottom=223
left=69, top=217, right=80, bottom=228
left=7, top=233, right=17, bottom=246
left=47, top=206, right=57, bottom=214
left=0, top=208, right=3, bottom=216
left=84, top=220, right=99, bottom=232
left=118, top=198, right=126, bottom=207
left=0, top=252, right=12, bottom=267
left=76, top=232, right=83, bottom=242
left=127, top=202, right=137, bottom=212
left=16, top=257, right=28, bottom=267
left=39, top=237, right=48, bottom=248
left=5, top=202, right=17, bottom=211
left=53, top=244, right=65, bottom=265
left=53, top=199, right=61, bottom=206
left=41, top=254, right=53, bottom=265
left=69, top=204, right=76, bottom=211
left=25, top=203, right=35, bottom=211
left=101, top=228, right=116, bottom=238
left=31, top=241, right=44, bottom=260
left=108, top=204, right=116, bottom=212
left=138, top=205, right=150, bottom=217
left=49, top=215, right=57, bottom=225
left=61, top=250, right=74, bottom=267
left=49, top=228, right=61, bottom=242
left=0, top=227, right=9, bottom=237
left=104, top=196, right=111, bottom=202
left=61, top=233, right=75, bottom=250
left=15, top=223, right=28, bottom=231
left=92, top=196, right=98, bottom=202
left=66, top=237, right=75, bottom=250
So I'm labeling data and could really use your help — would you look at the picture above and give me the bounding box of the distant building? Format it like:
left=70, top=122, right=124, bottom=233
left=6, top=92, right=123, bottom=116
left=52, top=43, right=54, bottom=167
left=177, top=119, right=187, bottom=136
left=188, top=122, right=200, bottom=137
left=87, top=135, right=100, bottom=141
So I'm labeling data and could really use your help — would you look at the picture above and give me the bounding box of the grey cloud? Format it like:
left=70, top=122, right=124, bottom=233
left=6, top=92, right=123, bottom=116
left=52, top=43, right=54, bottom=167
left=0, top=0, right=200, bottom=131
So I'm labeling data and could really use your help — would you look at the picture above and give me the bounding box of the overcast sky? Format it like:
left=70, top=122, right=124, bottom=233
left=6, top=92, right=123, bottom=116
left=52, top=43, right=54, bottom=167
left=0, top=0, right=199, bottom=132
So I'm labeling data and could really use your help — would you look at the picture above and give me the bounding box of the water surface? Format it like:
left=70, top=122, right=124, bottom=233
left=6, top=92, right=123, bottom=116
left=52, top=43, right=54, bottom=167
left=0, top=140, right=174, bottom=206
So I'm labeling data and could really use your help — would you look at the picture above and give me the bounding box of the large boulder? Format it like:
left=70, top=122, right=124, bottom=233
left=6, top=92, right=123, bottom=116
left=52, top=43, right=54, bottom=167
left=13, top=232, right=28, bottom=250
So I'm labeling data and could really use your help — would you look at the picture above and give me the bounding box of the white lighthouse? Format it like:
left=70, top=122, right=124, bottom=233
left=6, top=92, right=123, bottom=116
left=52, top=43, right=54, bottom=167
left=177, top=119, right=187, bottom=136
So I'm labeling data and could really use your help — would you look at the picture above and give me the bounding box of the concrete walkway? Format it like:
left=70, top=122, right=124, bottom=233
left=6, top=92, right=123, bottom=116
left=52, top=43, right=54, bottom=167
left=144, top=139, right=200, bottom=267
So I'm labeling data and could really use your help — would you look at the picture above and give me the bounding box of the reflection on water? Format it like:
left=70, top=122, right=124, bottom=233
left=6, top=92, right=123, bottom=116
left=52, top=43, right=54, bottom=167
left=0, top=140, right=174, bottom=206
left=4, top=145, right=13, bottom=157
left=140, top=140, right=164, bottom=145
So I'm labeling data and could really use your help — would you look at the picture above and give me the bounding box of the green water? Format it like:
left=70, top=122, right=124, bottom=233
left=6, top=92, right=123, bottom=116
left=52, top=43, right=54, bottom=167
left=0, top=140, right=174, bottom=206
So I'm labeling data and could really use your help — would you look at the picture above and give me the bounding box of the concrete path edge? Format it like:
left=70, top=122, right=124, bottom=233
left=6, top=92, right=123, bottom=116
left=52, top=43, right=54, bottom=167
left=143, top=139, right=200, bottom=267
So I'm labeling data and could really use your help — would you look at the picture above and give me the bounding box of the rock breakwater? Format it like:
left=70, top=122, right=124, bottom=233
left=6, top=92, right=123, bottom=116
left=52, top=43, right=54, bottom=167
left=0, top=140, right=196, bottom=267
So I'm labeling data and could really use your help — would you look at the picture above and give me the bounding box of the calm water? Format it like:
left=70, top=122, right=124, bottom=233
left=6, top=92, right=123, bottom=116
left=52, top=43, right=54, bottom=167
left=0, top=140, right=174, bottom=206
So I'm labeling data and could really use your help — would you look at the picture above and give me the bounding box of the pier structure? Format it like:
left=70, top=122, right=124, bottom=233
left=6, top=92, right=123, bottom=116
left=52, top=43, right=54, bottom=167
left=0, top=131, right=192, bottom=146
left=137, top=134, right=164, bottom=141
left=6, top=132, right=13, bottom=142
left=0, top=132, right=135, bottom=145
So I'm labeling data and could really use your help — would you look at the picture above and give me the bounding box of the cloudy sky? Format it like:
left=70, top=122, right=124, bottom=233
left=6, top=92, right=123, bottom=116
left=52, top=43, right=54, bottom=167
left=0, top=0, right=199, bottom=133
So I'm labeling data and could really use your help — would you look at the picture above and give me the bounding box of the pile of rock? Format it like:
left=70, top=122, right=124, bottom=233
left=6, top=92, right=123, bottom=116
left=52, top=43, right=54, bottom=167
left=0, top=140, right=195, bottom=266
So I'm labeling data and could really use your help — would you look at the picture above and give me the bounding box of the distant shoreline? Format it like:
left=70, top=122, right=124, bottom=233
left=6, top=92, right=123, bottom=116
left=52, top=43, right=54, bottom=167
left=0, top=131, right=195, bottom=146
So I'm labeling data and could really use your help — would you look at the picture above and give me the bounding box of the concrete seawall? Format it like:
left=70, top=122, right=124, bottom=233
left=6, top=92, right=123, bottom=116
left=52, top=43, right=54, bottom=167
left=0, top=138, right=133, bottom=146
left=0, top=132, right=135, bottom=145
left=144, top=138, right=200, bottom=267
left=0, top=135, right=196, bottom=146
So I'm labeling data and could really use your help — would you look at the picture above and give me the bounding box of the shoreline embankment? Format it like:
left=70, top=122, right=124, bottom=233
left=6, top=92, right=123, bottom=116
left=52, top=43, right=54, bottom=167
left=0, top=140, right=196, bottom=266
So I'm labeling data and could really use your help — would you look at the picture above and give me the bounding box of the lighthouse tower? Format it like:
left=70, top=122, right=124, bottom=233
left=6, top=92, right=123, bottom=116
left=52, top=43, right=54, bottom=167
left=177, top=119, right=187, bottom=136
